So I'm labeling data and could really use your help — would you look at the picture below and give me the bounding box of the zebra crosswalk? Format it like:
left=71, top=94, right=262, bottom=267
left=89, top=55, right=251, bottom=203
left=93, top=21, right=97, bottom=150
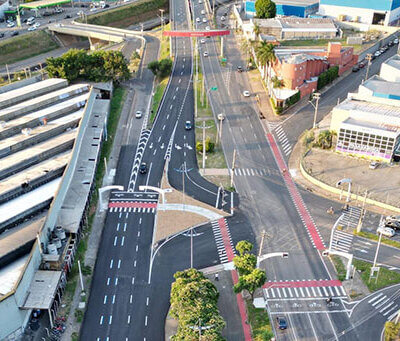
left=330, top=229, right=354, bottom=253
left=339, top=206, right=362, bottom=229
left=211, top=219, right=235, bottom=264
left=109, top=207, right=156, bottom=213
left=233, top=167, right=279, bottom=177
left=274, top=125, right=292, bottom=156
left=368, top=292, right=399, bottom=320
left=264, top=285, right=347, bottom=300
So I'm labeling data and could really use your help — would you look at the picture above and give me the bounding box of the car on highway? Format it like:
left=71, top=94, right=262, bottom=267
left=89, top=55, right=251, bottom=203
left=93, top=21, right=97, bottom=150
left=202, top=18, right=207, bottom=23
left=139, top=162, right=147, bottom=174
left=205, top=26, right=210, bottom=30
left=276, top=317, right=287, bottom=330
left=28, top=26, right=37, bottom=31
left=27, top=17, right=35, bottom=25
left=237, top=66, right=243, bottom=72
left=199, top=0, right=202, bottom=3
left=243, top=90, right=250, bottom=97
left=369, top=161, right=379, bottom=169
left=7, top=21, right=15, bottom=27
left=185, top=121, right=192, bottom=130
left=200, top=38, right=205, bottom=44
left=201, top=9, right=205, bottom=15
left=135, top=111, right=142, bottom=119
left=374, top=50, right=381, bottom=57
left=77, top=10, right=84, bottom=16
left=65, top=14, right=71, bottom=19
left=55, top=7, right=64, bottom=13
left=389, top=40, right=394, bottom=47
left=203, top=51, right=208, bottom=57
left=377, top=226, right=395, bottom=237
left=196, top=17, right=200, bottom=23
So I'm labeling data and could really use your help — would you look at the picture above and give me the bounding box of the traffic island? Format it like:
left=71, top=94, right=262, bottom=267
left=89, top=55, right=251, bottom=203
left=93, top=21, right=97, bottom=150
left=154, top=170, right=229, bottom=242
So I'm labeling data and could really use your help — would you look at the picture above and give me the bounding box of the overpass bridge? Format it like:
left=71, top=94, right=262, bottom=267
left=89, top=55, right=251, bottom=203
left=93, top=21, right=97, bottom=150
left=48, top=22, right=144, bottom=49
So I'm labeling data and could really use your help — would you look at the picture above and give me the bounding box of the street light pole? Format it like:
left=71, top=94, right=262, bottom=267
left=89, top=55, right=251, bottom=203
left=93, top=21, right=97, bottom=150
left=365, top=53, right=372, bottom=81
left=231, top=149, right=236, bottom=188
left=312, top=92, right=321, bottom=129
left=202, top=121, right=206, bottom=172
left=159, top=9, right=164, bottom=31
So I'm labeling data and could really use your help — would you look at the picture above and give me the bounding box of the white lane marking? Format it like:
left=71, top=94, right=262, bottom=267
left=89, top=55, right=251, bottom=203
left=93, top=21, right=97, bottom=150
left=380, top=301, right=394, bottom=313
left=372, top=295, right=387, bottom=307
left=307, top=313, right=319, bottom=341
left=112, top=295, right=116, bottom=304
left=116, top=223, right=120, bottom=231
left=158, top=136, right=161, bottom=142
left=326, top=312, right=339, bottom=340
left=118, top=260, right=121, bottom=269
left=134, top=260, right=137, bottom=267
left=153, top=149, right=157, bottom=155
left=145, top=316, right=148, bottom=326
left=114, top=236, right=117, bottom=246
left=146, top=297, right=149, bottom=306
left=170, top=104, right=173, bottom=109
left=100, top=316, right=104, bottom=325
left=109, top=315, right=113, bottom=325
left=130, top=294, right=133, bottom=303
left=110, top=259, right=113, bottom=269
left=124, top=223, right=127, bottom=232
left=167, top=114, right=170, bottom=119
left=139, top=218, right=142, bottom=224
left=138, top=231, right=141, bottom=237
left=179, top=78, right=181, bottom=83
left=107, top=278, right=110, bottom=286
left=115, top=277, right=118, bottom=286
left=103, top=295, right=107, bottom=304
left=163, top=125, right=166, bottom=130
left=136, top=245, right=139, bottom=252
left=132, top=277, right=135, bottom=284
left=173, top=95, right=176, bottom=100
left=128, top=315, right=131, bottom=324
left=121, top=236, right=125, bottom=246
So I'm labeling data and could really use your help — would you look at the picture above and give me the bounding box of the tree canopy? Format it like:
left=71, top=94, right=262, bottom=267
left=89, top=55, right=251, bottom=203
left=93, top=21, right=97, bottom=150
left=255, top=0, right=276, bottom=19
left=170, top=269, right=226, bottom=340
left=147, top=58, right=173, bottom=78
left=234, top=268, right=267, bottom=299
left=46, top=49, right=130, bottom=83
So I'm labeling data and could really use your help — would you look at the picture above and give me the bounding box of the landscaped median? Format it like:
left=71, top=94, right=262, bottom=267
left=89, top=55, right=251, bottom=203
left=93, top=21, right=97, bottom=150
left=355, top=231, right=400, bottom=249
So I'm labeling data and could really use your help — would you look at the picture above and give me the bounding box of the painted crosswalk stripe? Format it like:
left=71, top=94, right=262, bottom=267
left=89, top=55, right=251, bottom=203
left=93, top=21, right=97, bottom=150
left=305, top=287, right=311, bottom=296
left=282, top=287, right=287, bottom=298
left=383, top=305, right=398, bottom=317
left=299, top=287, right=305, bottom=297
left=380, top=302, right=394, bottom=314
left=271, top=289, right=276, bottom=298
left=372, top=295, right=387, bottom=307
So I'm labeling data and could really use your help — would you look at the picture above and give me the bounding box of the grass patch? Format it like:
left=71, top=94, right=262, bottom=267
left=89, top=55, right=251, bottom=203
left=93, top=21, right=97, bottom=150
left=150, top=77, right=168, bottom=123
left=355, top=231, right=400, bottom=249
left=353, top=259, right=400, bottom=292
left=159, top=23, right=171, bottom=60
left=82, top=0, right=168, bottom=28
left=0, top=31, right=59, bottom=66
left=246, top=300, right=274, bottom=341
left=330, top=255, right=346, bottom=282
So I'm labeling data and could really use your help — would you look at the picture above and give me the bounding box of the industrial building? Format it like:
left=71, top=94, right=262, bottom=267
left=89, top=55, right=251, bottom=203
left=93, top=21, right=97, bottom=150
left=319, top=0, right=400, bottom=26
left=330, top=54, right=400, bottom=162
left=244, top=0, right=318, bottom=18
left=0, top=76, right=111, bottom=340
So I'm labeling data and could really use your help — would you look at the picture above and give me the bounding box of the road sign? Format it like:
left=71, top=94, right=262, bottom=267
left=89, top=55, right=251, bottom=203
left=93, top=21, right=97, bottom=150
left=221, top=58, right=227, bottom=62
left=211, top=86, right=218, bottom=91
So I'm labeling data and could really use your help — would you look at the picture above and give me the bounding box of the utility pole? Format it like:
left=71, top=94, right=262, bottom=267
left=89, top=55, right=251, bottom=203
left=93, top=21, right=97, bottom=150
left=182, top=162, right=186, bottom=210
left=216, top=114, right=224, bottom=144
left=365, top=53, right=372, bottom=81
left=370, top=229, right=383, bottom=283
left=201, top=77, right=205, bottom=106
left=258, top=230, right=266, bottom=258
left=312, top=92, right=321, bottom=129
left=231, top=149, right=237, bottom=187
left=202, top=121, right=206, bottom=172
left=159, top=9, right=164, bottom=31
left=5, top=64, right=11, bottom=84
left=356, top=190, right=368, bottom=233
left=190, top=227, right=193, bottom=268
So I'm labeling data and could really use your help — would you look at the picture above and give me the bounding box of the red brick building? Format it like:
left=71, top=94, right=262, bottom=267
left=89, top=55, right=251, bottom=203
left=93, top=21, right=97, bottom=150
left=271, top=42, right=357, bottom=105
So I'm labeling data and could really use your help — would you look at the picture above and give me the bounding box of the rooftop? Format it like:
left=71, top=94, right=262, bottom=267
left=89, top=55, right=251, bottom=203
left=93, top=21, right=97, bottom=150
left=275, top=0, right=318, bottom=4
left=360, top=75, right=400, bottom=99
left=253, top=17, right=337, bottom=31
left=342, top=117, right=400, bottom=136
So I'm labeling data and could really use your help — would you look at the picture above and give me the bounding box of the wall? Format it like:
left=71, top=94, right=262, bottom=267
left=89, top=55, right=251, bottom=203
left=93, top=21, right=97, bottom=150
left=380, top=63, right=400, bottom=82
left=319, top=4, right=377, bottom=24
left=276, top=4, right=305, bottom=17
left=0, top=295, right=29, bottom=340
left=319, top=0, right=392, bottom=11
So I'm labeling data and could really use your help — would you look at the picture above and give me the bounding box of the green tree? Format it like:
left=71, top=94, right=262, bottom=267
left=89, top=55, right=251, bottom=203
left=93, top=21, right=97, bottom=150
left=234, top=268, right=267, bottom=299
left=255, top=42, right=275, bottom=83
left=255, top=0, right=276, bottom=19
left=314, top=130, right=334, bottom=149
left=159, top=58, right=173, bottom=77
left=271, top=76, right=284, bottom=88
left=233, top=253, right=257, bottom=276
left=385, top=321, right=400, bottom=341
left=147, top=60, right=159, bottom=76
left=253, top=22, right=260, bottom=38
left=236, top=240, right=253, bottom=256
left=102, top=50, right=130, bottom=82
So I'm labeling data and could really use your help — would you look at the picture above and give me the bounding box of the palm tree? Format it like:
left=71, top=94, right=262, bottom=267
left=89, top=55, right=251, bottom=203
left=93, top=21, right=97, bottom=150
left=255, top=41, right=275, bottom=86
left=272, top=76, right=284, bottom=88
left=253, top=22, right=260, bottom=39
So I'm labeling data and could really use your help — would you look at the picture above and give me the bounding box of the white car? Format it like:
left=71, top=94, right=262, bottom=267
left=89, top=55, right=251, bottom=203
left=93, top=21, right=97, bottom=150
left=200, top=38, right=205, bottom=44
left=374, top=50, right=381, bottom=57
left=28, top=26, right=37, bottom=31
left=369, top=161, right=379, bottom=169
left=202, top=18, right=207, bottom=23
left=203, top=51, right=208, bottom=57
left=243, top=90, right=250, bottom=97
left=201, top=9, right=205, bottom=15
left=77, top=10, right=84, bottom=16
left=7, top=22, right=15, bottom=28
left=135, top=111, right=142, bottom=119
left=199, top=0, right=202, bottom=3
left=377, top=227, right=395, bottom=238
left=394, top=38, right=399, bottom=44
left=221, top=16, right=225, bottom=21
left=33, top=22, right=40, bottom=28
left=196, top=17, right=200, bottom=23
left=386, top=215, right=400, bottom=224
left=205, top=26, right=210, bottom=30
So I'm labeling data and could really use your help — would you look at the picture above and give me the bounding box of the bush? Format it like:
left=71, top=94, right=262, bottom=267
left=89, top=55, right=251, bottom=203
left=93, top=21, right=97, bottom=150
left=74, top=309, right=84, bottom=323
left=196, top=137, right=215, bottom=153
left=314, top=130, right=334, bottom=149
left=147, top=58, right=172, bottom=78
left=286, top=91, right=300, bottom=106
left=385, top=321, right=400, bottom=341
left=303, top=129, right=315, bottom=147
left=317, top=66, right=339, bottom=90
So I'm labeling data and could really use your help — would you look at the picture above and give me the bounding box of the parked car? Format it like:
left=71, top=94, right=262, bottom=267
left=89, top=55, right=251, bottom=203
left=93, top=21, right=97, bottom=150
left=196, top=17, right=200, bottom=23
left=386, top=215, right=400, bottom=223
left=202, top=17, right=207, bottom=23
left=237, top=66, right=243, bottom=72
left=276, top=317, right=288, bottom=330
left=358, top=61, right=366, bottom=68
left=185, top=121, right=192, bottom=130
left=7, top=21, right=15, bottom=27
left=203, top=51, right=208, bottom=57
left=243, top=90, right=250, bottom=97
left=374, top=50, right=381, bottom=57
left=135, top=111, right=142, bottom=119
left=11, top=31, right=19, bottom=36
left=64, top=14, right=71, bottom=19
left=369, top=161, right=379, bottom=169
left=139, top=162, right=147, bottom=174
left=55, top=7, right=64, bottom=13
left=43, top=11, right=53, bottom=16
left=200, top=38, right=205, bottom=44
left=352, top=65, right=360, bottom=72
left=394, top=38, right=399, bottom=44
left=389, top=41, right=394, bottom=47
left=385, top=221, right=400, bottom=229
left=377, top=227, right=395, bottom=237
left=28, top=26, right=37, bottom=31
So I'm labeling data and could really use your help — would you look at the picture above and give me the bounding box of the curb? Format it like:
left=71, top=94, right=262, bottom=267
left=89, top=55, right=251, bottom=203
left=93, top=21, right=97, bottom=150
left=299, top=158, right=400, bottom=214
